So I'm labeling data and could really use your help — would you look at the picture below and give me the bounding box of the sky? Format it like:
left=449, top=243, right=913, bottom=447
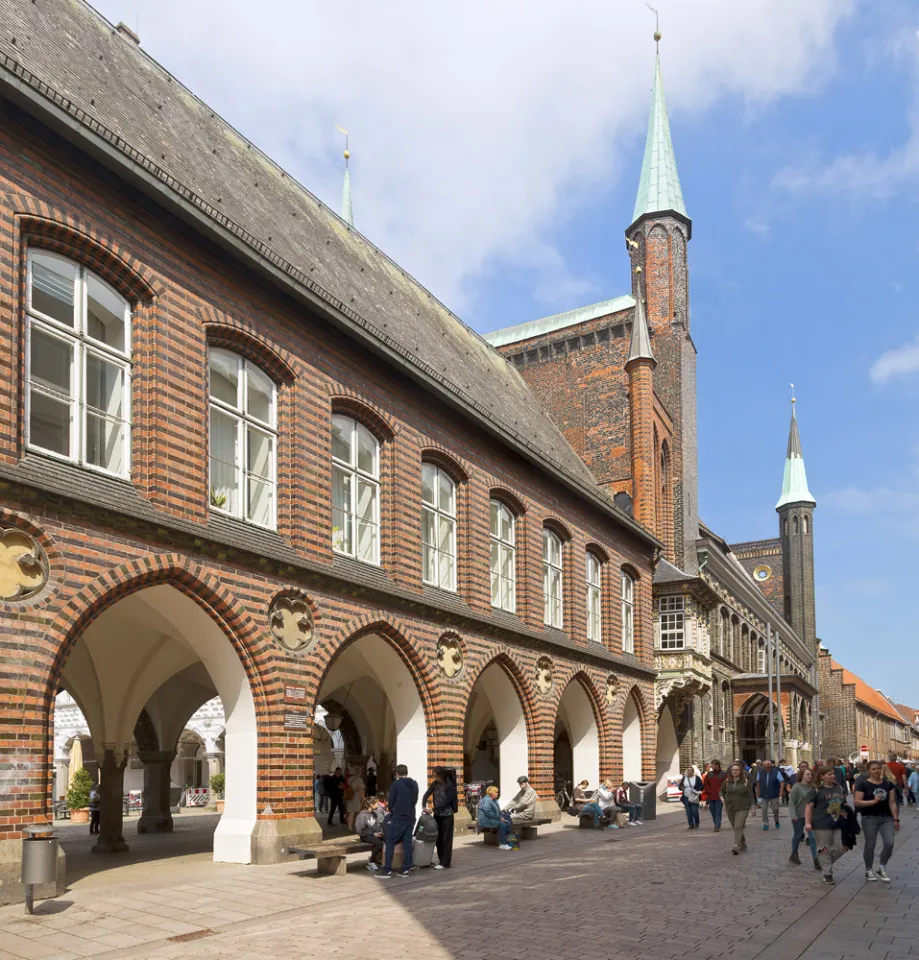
left=88, top=0, right=919, bottom=706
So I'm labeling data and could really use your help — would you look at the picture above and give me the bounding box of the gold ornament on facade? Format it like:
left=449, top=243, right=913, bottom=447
left=535, top=657, right=554, bottom=696
left=0, top=529, right=47, bottom=600
left=605, top=675, right=618, bottom=705
left=268, top=594, right=315, bottom=654
left=436, top=635, right=464, bottom=679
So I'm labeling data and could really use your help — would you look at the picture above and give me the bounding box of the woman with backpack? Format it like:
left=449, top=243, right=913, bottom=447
left=679, top=766, right=703, bottom=830
left=422, top=766, right=458, bottom=868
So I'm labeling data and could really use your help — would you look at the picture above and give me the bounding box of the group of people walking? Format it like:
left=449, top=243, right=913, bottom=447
left=682, top=753, right=910, bottom=887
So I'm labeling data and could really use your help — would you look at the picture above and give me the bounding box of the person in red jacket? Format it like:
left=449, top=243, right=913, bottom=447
left=702, top=759, right=728, bottom=832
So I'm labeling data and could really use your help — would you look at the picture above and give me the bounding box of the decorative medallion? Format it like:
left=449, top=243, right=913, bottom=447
left=605, top=675, right=618, bottom=706
left=753, top=565, right=772, bottom=582
left=436, top=635, right=464, bottom=679
left=535, top=657, right=554, bottom=696
left=0, top=529, right=47, bottom=601
left=268, top=594, right=315, bottom=654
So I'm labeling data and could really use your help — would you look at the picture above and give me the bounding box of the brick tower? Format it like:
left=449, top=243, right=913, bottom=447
left=776, top=398, right=817, bottom=655
left=625, top=44, right=698, bottom=572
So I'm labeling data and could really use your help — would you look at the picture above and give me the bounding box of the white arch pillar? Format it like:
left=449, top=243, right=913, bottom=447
left=558, top=682, right=600, bottom=788
left=473, top=664, right=529, bottom=804
left=622, top=694, right=644, bottom=781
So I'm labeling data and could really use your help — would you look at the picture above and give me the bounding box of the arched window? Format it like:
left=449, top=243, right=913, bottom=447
left=421, top=462, right=456, bottom=591
left=793, top=515, right=799, bottom=535
left=489, top=499, right=516, bottom=613
left=585, top=551, right=603, bottom=642
left=26, top=250, right=132, bottom=476
left=722, top=682, right=732, bottom=729
left=621, top=570, right=636, bottom=653
left=542, top=528, right=564, bottom=629
left=209, top=348, right=277, bottom=527
left=331, top=414, right=380, bottom=563
left=757, top=639, right=766, bottom=673
left=803, top=515, right=809, bottom=535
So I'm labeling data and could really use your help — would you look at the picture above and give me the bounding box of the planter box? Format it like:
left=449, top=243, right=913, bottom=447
left=70, top=808, right=89, bottom=824
left=215, top=799, right=225, bottom=813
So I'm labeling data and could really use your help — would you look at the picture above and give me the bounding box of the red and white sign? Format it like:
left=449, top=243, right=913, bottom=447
left=860, top=745, right=869, bottom=758
left=185, top=787, right=210, bottom=807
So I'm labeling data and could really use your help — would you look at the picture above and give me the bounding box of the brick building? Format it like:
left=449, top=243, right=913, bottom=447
left=0, top=2, right=666, bottom=902
left=817, top=650, right=918, bottom=762
left=486, top=50, right=820, bottom=785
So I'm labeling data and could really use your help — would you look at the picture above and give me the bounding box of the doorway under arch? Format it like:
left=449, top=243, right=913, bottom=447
left=622, top=691, right=644, bottom=781
left=554, top=679, right=600, bottom=790
left=56, top=583, right=258, bottom=863
left=464, top=660, right=530, bottom=804
left=656, top=702, right=680, bottom=796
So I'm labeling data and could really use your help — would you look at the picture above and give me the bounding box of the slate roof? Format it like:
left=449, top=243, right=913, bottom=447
left=0, top=1, right=655, bottom=541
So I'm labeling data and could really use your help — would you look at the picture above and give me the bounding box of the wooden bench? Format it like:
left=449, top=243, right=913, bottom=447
left=288, top=840, right=374, bottom=876
left=480, top=817, right=553, bottom=845
left=578, top=809, right=630, bottom=829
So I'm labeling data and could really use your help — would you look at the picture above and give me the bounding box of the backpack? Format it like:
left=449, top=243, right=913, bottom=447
left=415, top=811, right=439, bottom=842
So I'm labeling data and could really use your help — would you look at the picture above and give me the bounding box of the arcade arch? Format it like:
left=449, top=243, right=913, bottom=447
left=621, top=690, right=644, bottom=781
left=554, top=677, right=601, bottom=790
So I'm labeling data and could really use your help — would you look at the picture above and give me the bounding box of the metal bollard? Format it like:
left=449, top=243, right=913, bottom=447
left=21, top=823, right=58, bottom=914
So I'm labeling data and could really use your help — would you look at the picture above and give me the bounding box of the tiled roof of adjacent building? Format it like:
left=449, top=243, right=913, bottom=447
left=0, top=0, right=658, bottom=544
left=484, top=295, right=635, bottom=349
left=831, top=660, right=906, bottom=722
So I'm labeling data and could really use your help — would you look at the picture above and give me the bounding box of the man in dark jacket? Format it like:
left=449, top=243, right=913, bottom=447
left=325, top=767, right=346, bottom=826
left=755, top=760, right=785, bottom=830
left=377, top=764, right=418, bottom=879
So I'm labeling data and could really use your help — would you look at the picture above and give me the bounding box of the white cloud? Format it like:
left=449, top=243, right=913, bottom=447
left=870, top=334, right=919, bottom=383
left=93, top=0, right=852, bottom=317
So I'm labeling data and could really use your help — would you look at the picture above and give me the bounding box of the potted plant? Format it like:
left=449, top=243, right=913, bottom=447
left=210, top=773, right=225, bottom=813
left=67, top=767, right=93, bottom=823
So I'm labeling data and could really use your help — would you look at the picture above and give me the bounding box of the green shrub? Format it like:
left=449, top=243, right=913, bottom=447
left=66, top=767, right=93, bottom=810
left=209, top=773, right=225, bottom=798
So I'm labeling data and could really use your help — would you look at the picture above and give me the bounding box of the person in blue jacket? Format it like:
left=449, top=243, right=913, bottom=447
left=477, top=785, right=514, bottom=850
left=376, top=764, right=418, bottom=879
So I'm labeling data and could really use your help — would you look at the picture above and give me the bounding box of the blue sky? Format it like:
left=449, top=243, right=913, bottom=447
left=90, top=1, right=917, bottom=705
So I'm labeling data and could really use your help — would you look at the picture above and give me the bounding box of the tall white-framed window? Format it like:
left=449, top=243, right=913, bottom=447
left=26, top=250, right=132, bottom=477
left=331, top=414, right=380, bottom=564
left=208, top=348, right=277, bottom=528
left=621, top=570, right=635, bottom=653
left=658, top=595, right=685, bottom=650
left=586, top=551, right=602, bottom=642
left=489, top=499, right=516, bottom=613
left=421, top=462, right=456, bottom=591
left=757, top=643, right=766, bottom=673
left=543, top=529, right=564, bottom=629
left=722, top=683, right=732, bottom=729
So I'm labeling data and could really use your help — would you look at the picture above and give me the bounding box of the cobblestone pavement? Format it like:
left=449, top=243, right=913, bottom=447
left=1, top=805, right=917, bottom=960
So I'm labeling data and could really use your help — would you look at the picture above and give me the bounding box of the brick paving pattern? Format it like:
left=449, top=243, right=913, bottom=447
left=0, top=807, right=916, bottom=960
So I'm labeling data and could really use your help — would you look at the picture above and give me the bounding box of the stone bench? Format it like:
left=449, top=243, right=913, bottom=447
left=480, top=817, right=553, bottom=845
left=288, top=840, right=374, bottom=876
left=578, top=809, right=629, bottom=829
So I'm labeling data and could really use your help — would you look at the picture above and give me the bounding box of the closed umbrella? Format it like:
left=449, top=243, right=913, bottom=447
left=68, top=737, right=83, bottom=788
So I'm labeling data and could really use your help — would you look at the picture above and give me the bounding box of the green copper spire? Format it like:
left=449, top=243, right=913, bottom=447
left=776, top=396, right=816, bottom=509
left=631, top=49, right=688, bottom=226
left=337, top=125, right=353, bottom=227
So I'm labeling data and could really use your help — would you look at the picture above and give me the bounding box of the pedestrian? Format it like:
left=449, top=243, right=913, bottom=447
left=503, top=775, right=538, bottom=825
left=346, top=769, right=365, bottom=830
left=614, top=781, right=643, bottom=825
left=721, top=762, right=755, bottom=855
left=908, top=766, right=919, bottom=811
left=855, top=759, right=899, bottom=883
left=422, top=766, right=458, bottom=869
left=805, top=766, right=849, bottom=885
left=755, top=759, right=784, bottom=830
left=477, top=785, right=514, bottom=849
left=366, top=765, right=378, bottom=798
left=788, top=766, right=820, bottom=871
left=833, top=757, right=848, bottom=796
left=356, top=796, right=386, bottom=871
left=702, top=760, right=727, bottom=831
left=377, top=764, right=418, bottom=879
left=326, top=767, right=347, bottom=826
left=314, top=770, right=328, bottom=814
left=885, top=752, right=907, bottom=807
left=88, top=783, right=101, bottom=835
left=679, top=766, right=703, bottom=830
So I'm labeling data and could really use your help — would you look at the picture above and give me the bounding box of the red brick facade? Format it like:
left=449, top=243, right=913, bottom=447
left=0, top=98, right=657, bottom=847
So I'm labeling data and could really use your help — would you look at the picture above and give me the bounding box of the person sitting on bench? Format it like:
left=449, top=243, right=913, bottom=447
left=504, top=775, right=538, bottom=824
left=477, top=785, right=514, bottom=850
left=614, top=782, right=644, bottom=825
left=355, top=796, right=387, bottom=871
left=576, top=780, right=606, bottom=828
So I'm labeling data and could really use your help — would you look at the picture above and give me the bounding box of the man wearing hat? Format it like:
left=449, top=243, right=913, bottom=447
left=503, top=775, right=538, bottom=823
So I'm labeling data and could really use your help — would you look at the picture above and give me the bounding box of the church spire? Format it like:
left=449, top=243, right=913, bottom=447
left=631, top=33, right=689, bottom=232
left=337, top=126, right=354, bottom=227
left=626, top=281, right=655, bottom=366
left=776, top=389, right=816, bottom=509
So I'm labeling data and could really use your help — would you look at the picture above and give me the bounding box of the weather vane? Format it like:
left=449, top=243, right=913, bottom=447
left=790, top=383, right=796, bottom=406
left=646, top=3, right=661, bottom=46
left=335, top=124, right=350, bottom=166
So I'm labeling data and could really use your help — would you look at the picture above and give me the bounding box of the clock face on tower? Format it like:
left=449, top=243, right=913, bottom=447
left=753, top=565, right=772, bottom=582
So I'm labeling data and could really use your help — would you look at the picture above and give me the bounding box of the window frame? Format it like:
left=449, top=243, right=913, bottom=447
left=208, top=347, right=279, bottom=530
left=331, top=413, right=381, bottom=565
left=585, top=550, right=603, bottom=643
left=25, top=250, right=133, bottom=478
left=621, top=570, right=636, bottom=654
left=421, top=462, right=457, bottom=592
left=542, top=528, right=564, bottom=629
left=489, top=499, right=517, bottom=614
left=658, top=595, right=685, bottom=650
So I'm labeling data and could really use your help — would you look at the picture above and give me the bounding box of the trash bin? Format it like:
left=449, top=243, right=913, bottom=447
left=629, top=781, right=657, bottom=821
left=21, top=823, right=58, bottom=914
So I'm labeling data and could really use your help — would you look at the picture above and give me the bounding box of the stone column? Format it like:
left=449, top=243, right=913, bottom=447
left=92, top=749, right=129, bottom=854
left=137, top=750, right=176, bottom=834
left=205, top=751, right=223, bottom=782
